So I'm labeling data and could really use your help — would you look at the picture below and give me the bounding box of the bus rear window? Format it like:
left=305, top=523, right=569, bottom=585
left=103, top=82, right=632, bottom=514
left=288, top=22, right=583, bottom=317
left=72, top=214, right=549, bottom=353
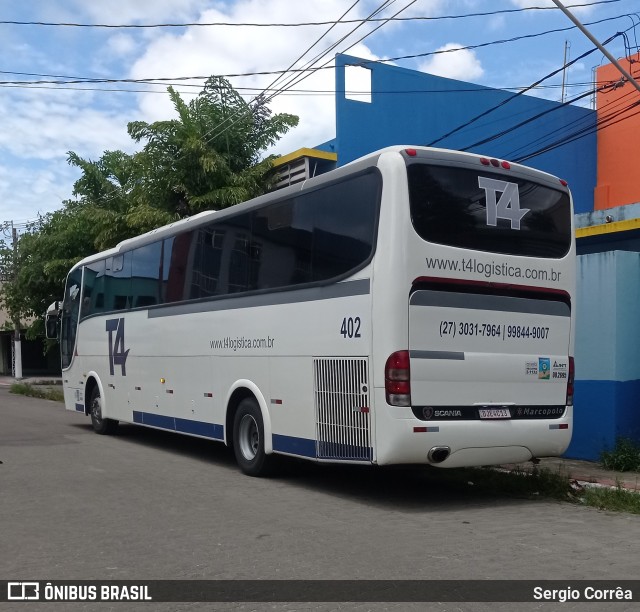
left=407, top=163, right=571, bottom=258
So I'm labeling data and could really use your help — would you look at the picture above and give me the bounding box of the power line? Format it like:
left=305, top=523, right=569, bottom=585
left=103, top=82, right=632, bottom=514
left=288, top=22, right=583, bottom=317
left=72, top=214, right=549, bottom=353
left=200, top=0, right=409, bottom=154
left=426, top=31, right=620, bottom=147
left=508, top=78, right=640, bottom=161
left=0, top=81, right=605, bottom=96
left=503, top=81, right=638, bottom=159
left=184, top=0, right=385, bottom=170
left=0, top=1, right=623, bottom=29
left=514, top=98, right=640, bottom=162
left=0, top=12, right=635, bottom=87
left=264, top=0, right=412, bottom=103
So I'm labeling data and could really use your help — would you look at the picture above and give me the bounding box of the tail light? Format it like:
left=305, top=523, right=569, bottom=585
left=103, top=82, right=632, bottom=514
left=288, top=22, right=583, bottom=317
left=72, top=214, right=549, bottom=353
left=566, top=356, right=575, bottom=406
left=385, top=350, right=411, bottom=407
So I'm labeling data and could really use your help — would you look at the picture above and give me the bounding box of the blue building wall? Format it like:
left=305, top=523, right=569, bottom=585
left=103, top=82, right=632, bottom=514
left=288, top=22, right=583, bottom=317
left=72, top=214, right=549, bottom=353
left=567, top=251, right=640, bottom=460
left=334, top=54, right=597, bottom=213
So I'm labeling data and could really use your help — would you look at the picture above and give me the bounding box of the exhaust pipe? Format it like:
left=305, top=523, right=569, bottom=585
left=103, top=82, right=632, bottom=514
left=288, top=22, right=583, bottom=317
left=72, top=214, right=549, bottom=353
left=428, top=446, right=451, bottom=464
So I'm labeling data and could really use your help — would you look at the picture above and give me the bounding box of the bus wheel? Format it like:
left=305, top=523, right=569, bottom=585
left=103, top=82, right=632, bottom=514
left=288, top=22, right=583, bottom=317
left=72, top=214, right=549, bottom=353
left=233, top=397, right=272, bottom=477
left=89, top=386, right=118, bottom=435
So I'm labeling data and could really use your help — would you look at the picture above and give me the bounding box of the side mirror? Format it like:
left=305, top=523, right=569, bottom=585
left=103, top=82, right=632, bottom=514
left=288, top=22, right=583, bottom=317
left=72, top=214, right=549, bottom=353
left=45, top=301, right=61, bottom=339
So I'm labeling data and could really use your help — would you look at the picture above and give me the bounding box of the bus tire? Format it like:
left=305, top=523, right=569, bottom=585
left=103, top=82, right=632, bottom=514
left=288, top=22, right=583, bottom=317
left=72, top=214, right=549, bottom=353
left=233, top=397, right=273, bottom=477
left=89, top=385, right=118, bottom=435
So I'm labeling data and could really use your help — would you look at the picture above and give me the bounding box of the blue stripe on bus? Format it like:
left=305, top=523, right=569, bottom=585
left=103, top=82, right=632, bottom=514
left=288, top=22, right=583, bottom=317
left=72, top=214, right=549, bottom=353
left=132, top=411, right=224, bottom=440
left=75, top=403, right=84, bottom=412
left=130, top=414, right=370, bottom=461
left=175, top=417, right=223, bottom=439
left=272, top=434, right=317, bottom=458
left=272, top=434, right=373, bottom=462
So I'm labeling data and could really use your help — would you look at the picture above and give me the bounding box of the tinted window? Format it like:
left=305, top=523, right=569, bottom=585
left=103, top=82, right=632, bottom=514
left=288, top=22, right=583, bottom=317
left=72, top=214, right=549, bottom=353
left=251, top=200, right=313, bottom=289
left=165, top=232, right=193, bottom=303
left=407, top=163, right=571, bottom=257
left=187, top=214, right=253, bottom=298
left=188, top=227, right=224, bottom=299
left=104, top=252, right=132, bottom=310
left=73, top=170, right=381, bottom=315
left=249, top=170, right=379, bottom=288
left=81, top=260, right=106, bottom=319
left=61, top=267, right=82, bottom=369
left=226, top=214, right=253, bottom=294
left=305, top=172, right=379, bottom=280
left=131, top=242, right=162, bottom=308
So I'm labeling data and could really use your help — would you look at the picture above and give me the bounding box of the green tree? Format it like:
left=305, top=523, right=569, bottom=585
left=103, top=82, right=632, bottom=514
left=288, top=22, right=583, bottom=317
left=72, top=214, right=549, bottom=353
left=0, top=210, right=96, bottom=338
left=128, top=76, right=298, bottom=215
left=0, top=75, right=298, bottom=336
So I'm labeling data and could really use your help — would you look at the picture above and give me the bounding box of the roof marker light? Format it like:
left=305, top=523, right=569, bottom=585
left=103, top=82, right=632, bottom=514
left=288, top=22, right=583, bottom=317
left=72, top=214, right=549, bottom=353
left=405, top=148, right=417, bottom=157
left=490, top=158, right=500, bottom=167
left=560, top=179, right=568, bottom=187
left=501, top=161, right=511, bottom=170
left=480, top=157, right=490, bottom=166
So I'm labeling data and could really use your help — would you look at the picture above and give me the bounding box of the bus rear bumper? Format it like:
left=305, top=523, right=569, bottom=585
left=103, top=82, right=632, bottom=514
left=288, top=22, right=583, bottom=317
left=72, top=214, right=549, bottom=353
left=374, top=391, right=572, bottom=467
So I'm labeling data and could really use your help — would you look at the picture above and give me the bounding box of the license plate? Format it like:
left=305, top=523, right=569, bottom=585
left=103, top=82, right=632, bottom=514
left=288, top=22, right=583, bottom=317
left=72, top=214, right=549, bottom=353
left=478, top=408, right=511, bottom=419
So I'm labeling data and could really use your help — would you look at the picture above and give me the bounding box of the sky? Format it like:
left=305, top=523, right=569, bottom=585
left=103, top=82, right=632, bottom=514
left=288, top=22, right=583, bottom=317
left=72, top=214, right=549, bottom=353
left=0, top=0, right=639, bottom=227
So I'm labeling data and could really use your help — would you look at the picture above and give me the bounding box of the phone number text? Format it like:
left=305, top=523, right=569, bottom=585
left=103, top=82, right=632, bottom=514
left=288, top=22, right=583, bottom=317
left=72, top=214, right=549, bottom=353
left=439, top=321, right=550, bottom=341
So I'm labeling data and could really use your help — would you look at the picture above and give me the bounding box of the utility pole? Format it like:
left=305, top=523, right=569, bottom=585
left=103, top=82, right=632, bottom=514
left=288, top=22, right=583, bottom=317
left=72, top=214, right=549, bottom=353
left=552, top=0, right=640, bottom=95
left=561, top=40, right=571, bottom=103
left=11, top=223, right=22, bottom=380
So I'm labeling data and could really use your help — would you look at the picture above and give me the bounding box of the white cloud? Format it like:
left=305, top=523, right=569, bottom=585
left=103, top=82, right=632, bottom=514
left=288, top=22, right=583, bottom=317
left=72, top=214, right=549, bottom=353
left=106, top=33, right=139, bottom=57
left=128, top=1, right=382, bottom=154
left=0, top=90, right=134, bottom=160
left=66, top=0, right=210, bottom=23
left=0, top=1, right=387, bottom=221
left=417, top=43, right=484, bottom=81
left=0, top=162, right=79, bottom=220
left=2, top=0, right=616, bottom=224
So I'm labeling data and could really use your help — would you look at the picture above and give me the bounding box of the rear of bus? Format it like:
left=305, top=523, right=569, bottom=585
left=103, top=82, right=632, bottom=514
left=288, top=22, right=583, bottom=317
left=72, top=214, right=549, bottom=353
left=372, top=147, right=575, bottom=468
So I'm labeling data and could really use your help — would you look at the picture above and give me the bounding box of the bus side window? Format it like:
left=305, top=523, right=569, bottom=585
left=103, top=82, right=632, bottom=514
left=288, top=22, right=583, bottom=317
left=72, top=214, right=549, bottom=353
left=252, top=200, right=313, bottom=289
left=188, top=227, right=224, bottom=299
left=163, top=233, right=192, bottom=303
left=305, top=172, right=379, bottom=281
left=131, top=241, right=162, bottom=308
left=105, top=252, right=132, bottom=311
left=81, top=259, right=106, bottom=319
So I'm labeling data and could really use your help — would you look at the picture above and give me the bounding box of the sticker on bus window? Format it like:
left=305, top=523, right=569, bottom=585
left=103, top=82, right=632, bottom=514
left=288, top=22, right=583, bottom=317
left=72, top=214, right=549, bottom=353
left=478, top=177, right=530, bottom=230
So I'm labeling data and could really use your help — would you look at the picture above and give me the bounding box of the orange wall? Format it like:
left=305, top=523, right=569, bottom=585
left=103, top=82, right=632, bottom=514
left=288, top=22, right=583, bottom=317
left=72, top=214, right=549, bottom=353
left=595, top=53, right=640, bottom=210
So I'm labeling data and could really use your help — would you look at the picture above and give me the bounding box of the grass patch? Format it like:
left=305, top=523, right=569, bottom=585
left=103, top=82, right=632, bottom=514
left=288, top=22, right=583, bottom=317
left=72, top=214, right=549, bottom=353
left=10, top=382, right=64, bottom=403
left=440, top=465, right=640, bottom=514
left=582, top=484, right=640, bottom=515
left=600, top=437, right=640, bottom=472
left=452, top=465, right=577, bottom=502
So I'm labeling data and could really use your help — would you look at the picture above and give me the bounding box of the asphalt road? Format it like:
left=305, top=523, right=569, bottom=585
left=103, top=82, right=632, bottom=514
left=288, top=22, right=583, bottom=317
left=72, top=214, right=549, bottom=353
left=1, top=388, right=639, bottom=612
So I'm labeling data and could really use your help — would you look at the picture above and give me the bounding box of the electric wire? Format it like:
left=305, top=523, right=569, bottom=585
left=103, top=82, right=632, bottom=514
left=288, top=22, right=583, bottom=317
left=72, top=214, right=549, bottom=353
left=0, top=12, right=635, bottom=86
left=201, top=0, right=413, bottom=156
left=5, top=1, right=639, bottom=217
left=426, top=31, right=621, bottom=147
left=503, top=80, right=638, bottom=159
left=0, top=1, right=623, bottom=29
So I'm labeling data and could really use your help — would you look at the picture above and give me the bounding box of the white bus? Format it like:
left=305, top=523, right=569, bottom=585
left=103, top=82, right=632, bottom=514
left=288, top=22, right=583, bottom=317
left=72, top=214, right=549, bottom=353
left=47, top=146, right=575, bottom=476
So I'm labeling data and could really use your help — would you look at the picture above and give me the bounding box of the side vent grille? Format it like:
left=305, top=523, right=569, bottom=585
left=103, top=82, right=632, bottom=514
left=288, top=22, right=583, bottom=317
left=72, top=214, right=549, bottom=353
left=313, top=357, right=372, bottom=461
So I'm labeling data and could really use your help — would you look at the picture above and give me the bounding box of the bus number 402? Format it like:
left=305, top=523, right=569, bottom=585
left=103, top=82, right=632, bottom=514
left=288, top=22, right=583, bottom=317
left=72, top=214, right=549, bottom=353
left=340, top=317, right=361, bottom=339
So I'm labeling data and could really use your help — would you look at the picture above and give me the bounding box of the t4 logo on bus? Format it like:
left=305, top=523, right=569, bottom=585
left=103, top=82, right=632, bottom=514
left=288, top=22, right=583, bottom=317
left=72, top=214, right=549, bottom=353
left=478, top=177, right=530, bottom=230
left=106, top=318, right=130, bottom=376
